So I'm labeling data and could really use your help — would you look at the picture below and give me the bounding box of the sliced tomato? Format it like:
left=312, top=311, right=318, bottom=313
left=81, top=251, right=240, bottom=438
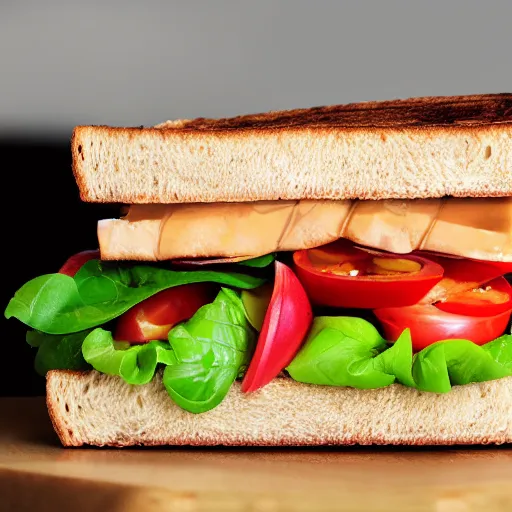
left=293, top=239, right=444, bottom=309
left=241, top=261, right=313, bottom=393
left=59, top=250, right=100, bottom=277
left=476, top=260, right=512, bottom=275
left=416, top=252, right=510, bottom=304
left=114, top=283, right=215, bottom=343
left=434, top=276, right=512, bottom=317
left=374, top=304, right=511, bottom=351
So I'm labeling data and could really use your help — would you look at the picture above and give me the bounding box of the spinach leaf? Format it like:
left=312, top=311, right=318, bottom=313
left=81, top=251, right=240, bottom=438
left=238, top=254, right=276, bottom=268
left=287, top=317, right=512, bottom=392
left=5, top=259, right=265, bottom=335
left=162, top=288, right=256, bottom=413
left=82, top=328, right=176, bottom=385
left=412, top=335, right=512, bottom=392
left=481, top=334, right=512, bottom=370
left=81, top=288, right=256, bottom=413
left=287, top=317, right=413, bottom=388
left=26, top=330, right=93, bottom=376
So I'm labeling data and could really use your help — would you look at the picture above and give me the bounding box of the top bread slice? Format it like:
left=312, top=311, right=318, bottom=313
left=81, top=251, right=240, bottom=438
left=72, top=94, right=512, bottom=204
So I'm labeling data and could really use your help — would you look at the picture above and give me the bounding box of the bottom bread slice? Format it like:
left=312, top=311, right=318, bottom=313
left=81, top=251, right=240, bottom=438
left=46, top=370, right=512, bottom=447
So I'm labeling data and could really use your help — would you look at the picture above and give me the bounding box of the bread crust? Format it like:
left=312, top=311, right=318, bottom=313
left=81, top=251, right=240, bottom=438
left=46, top=370, right=512, bottom=448
left=71, top=94, right=512, bottom=204
left=152, top=93, right=512, bottom=131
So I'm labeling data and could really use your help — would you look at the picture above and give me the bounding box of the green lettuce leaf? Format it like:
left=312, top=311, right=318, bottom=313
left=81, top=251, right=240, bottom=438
left=81, top=288, right=256, bottom=413
left=287, top=317, right=414, bottom=388
left=26, top=330, right=93, bottom=376
left=481, top=334, right=512, bottom=370
left=5, top=259, right=265, bottom=335
left=238, top=254, right=276, bottom=268
left=82, top=328, right=176, bottom=385
left=162, top=288, right=256, bottom=413
left=287, top=317, right=512, bottom=392
left=412, top=335, right=512, bottom=393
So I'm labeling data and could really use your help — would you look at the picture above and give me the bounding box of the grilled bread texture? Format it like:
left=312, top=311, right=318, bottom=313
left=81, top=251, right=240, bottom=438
left=72, top=94, right=512, bottom=204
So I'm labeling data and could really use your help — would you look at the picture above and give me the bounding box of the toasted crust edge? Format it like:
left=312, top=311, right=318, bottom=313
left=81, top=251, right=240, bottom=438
left=92, top=93, right=512, bottom=133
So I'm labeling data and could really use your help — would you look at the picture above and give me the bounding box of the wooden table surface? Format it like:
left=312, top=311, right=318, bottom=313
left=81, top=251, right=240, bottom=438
left=0, top=397, right=511, bottom=511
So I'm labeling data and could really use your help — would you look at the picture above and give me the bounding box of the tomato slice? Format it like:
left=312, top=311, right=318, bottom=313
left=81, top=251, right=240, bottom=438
left=58, top=250, right=100, bottom=277
left=241, top=261, right=313, bottom=392
left=114, top=283, right=215, bottom=343
left=477, top=260, right=512, bottom=275
left=374, top=304, right=511, bottom=351
left=434, top=276, right=512, bottom=317
left=419, top=251, right=512, bottom=277
left=293, top=239, right=444, bottom=309
left=416, top=252, right=510, bottom=304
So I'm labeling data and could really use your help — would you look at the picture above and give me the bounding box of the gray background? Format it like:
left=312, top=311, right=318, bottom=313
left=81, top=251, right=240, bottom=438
left=1, top=0, right=511, bottom=139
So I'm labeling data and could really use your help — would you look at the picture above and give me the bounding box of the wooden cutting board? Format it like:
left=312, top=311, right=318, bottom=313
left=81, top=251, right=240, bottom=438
left=0, top=397, right=511, bottom=512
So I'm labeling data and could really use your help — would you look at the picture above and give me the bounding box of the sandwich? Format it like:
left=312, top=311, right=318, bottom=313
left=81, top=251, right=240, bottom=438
left=5, top=93, right=511, bottom=447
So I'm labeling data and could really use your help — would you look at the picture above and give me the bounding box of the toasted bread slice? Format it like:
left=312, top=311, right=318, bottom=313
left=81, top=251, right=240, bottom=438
left=72, top=94, right=512, bottom=204
left=46, top=370, right=512, bottom=447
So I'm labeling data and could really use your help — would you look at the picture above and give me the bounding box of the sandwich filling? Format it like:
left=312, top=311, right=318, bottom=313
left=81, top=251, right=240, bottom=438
left=5, top=198, right=512, bottom=414
left=98, top=197, right=512, bottom=262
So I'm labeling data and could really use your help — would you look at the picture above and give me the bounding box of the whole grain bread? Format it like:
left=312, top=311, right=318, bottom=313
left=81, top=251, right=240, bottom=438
left=46, top=370, right=512, bottom=447
left=72, top=94, right=512, bottom=204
